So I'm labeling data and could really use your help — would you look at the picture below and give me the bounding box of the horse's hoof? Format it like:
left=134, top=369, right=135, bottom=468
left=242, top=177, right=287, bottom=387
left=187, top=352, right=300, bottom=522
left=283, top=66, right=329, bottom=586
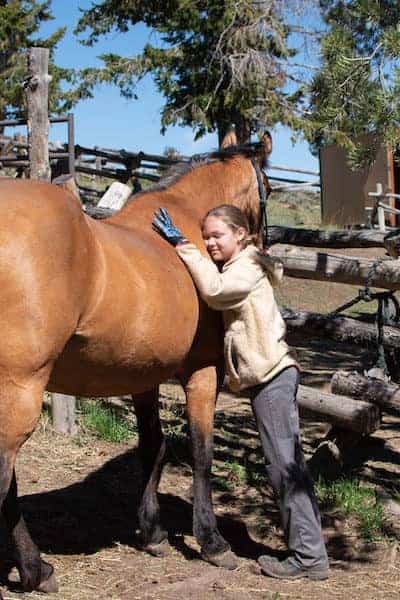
left=202, top=549, right=238, bottom=570
left=38, top=571, right=59, bottom=593
left=144, top=538, right=171, bottom=558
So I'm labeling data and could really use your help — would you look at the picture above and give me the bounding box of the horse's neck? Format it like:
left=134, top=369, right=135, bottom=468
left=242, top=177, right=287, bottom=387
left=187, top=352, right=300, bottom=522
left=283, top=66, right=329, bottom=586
left=162, top=158, right=250, bottom=214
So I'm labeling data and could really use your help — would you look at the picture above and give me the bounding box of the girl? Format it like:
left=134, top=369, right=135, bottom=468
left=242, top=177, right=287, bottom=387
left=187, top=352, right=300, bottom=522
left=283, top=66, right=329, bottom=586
left=153, top=204, right=329, bottom=580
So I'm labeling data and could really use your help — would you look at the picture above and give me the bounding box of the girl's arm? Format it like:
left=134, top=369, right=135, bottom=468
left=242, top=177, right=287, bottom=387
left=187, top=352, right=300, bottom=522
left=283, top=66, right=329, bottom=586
left=153, top=207, right=260, bottom=310
left=176, top=242, right=259, bottom=310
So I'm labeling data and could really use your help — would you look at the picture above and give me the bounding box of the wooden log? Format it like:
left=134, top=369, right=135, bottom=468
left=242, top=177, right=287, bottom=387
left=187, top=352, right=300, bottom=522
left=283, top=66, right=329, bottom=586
left=26, top=48, right=51, bottom=181
left=75, top=164, right=131, bottom=182
left=83, top=205, right=114, bottom=219
left=331, top=370, right=400, bottom=416
left=52, top=174, right=80, bottom=201
left=271, top=247, right=400, bottom=290
left=281, top=306, right=400, bottom=351
left=268, top=226, right=386, bottom=248
left=383, top=230, right=400, bottom=258
left=297, top=384, right=380, bottom=434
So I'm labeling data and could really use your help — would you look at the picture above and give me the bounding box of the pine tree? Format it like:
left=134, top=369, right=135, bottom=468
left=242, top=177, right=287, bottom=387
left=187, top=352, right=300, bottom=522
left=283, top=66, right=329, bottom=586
left=74, top=0, right=312, bottom=144
left=0, top=0, right=76, bottom=121
left=307, top=0, right=400, bottom=167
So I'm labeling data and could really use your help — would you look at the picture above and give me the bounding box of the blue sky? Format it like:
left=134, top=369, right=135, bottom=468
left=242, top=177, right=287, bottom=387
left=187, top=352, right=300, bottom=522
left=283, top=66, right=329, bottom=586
left=30, top=0, right=320, bottom=180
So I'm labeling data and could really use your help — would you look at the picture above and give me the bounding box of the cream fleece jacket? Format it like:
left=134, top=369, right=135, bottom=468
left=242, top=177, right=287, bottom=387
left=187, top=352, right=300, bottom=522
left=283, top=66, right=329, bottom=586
left=176, top=243, right=297, bottom=392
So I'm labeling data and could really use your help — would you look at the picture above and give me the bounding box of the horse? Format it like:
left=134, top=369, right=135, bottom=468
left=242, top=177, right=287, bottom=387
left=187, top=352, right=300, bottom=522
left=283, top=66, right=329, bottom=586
left=0, top=130, right=271, bottom=594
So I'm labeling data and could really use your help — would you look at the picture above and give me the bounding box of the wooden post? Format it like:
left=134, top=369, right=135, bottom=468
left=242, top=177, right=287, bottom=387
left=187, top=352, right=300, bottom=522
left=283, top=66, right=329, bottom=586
left=378, top=205, right=386, bottom=232
left=26, top=47, right=76, bottom=434
left=51, top=394, right=77, bottom=435
left=26, top=48, right=51, bottom=181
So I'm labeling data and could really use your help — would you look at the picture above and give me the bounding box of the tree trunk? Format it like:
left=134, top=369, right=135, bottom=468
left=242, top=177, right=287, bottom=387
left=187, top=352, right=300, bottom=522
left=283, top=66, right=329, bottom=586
left=297, top=384, right=380, bottom=434
left=233, top=115, right=251, bottom=144
left=281, top=306, right=400, bottom=351
left=331, top=370, right=400, bottom=416
left=268, top=226, right=387, bottom=248
left=271, top=247, right=400, bottom=290
left=217, top=116, right=251, bottom=146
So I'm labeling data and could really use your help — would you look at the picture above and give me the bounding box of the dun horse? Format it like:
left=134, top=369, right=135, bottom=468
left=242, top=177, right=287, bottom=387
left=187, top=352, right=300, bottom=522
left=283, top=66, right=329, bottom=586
left=0, top=131, right=271, bottom=593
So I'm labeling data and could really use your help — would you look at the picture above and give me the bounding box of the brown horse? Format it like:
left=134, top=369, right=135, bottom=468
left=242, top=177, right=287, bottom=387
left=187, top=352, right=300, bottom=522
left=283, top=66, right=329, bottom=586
left=0, top=131, right=271, bottom=593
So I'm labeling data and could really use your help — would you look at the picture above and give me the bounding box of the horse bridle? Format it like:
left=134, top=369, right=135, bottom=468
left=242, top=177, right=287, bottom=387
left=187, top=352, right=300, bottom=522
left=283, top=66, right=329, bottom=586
left=250, top=157, right=269, bottom=248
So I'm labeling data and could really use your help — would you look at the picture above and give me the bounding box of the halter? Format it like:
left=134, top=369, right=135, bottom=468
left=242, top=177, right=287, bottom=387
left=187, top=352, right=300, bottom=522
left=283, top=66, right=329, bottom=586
left=250, top=158, right=268, bottom=248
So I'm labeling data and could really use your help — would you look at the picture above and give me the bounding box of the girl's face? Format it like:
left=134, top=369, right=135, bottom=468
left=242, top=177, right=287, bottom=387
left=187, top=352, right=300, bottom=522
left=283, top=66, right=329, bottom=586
left=202, top=216, right=246, bottom=263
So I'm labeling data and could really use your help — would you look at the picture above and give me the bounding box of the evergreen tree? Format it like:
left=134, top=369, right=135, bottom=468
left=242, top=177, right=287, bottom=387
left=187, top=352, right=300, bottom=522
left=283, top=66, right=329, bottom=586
left=0, top=0, right=76, bottom=121
left=75, top=0, right=312, bottom=144
left=307, top=0, right=400, bottom=166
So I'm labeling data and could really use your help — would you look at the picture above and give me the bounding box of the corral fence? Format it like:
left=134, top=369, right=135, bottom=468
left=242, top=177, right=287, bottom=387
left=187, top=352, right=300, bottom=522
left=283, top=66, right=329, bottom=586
left=0, top=129, right=321, bottom=203
left=2, top=47, right=400, bottom=480
left=267, top=225, right=400, bottom=477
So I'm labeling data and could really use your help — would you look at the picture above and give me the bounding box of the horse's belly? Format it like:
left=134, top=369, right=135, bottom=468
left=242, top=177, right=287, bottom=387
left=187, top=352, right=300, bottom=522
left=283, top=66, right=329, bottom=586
left=47, top=312, right=195, bottom=397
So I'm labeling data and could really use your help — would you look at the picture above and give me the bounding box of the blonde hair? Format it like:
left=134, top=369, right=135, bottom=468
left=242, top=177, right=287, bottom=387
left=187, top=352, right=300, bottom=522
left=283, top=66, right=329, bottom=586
left=202, top=204, right=257, bottom=246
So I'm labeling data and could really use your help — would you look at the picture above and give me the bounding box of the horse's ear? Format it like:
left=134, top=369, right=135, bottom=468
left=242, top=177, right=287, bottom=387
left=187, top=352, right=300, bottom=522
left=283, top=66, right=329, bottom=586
left=261, top=130, right=272, bottom=156
left=257, top=130, right=272, bottom=168
left=220, top=127, right=237, bottom=149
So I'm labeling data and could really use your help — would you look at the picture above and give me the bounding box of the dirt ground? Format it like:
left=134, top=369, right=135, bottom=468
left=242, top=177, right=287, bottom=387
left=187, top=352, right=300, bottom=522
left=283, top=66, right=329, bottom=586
left=3, top=246, right=400, bottom=600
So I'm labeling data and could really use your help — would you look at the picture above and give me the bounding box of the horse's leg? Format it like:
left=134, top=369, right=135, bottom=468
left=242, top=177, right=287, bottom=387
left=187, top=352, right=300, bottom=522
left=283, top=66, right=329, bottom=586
left=0, top=381, right=57, bottom=593
left=132, top=387, right=169, bottom=556
left=180, top=365, right=237, bottom=570
left=2, top=469, right=58, bottom=593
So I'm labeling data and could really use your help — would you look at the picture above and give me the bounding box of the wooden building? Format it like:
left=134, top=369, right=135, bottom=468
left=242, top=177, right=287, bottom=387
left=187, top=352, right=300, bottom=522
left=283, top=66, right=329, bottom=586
left=319, top=137, right=400, bottom=227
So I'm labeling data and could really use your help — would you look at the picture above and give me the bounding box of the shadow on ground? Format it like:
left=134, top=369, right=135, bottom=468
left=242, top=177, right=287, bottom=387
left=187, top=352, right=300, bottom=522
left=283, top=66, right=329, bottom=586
left=4, top=404, right=395, bottom=572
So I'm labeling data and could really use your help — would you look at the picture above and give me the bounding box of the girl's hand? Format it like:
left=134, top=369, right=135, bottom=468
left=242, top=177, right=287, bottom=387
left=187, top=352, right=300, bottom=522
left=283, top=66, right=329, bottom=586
left=153, top=207, right=187, bottom=246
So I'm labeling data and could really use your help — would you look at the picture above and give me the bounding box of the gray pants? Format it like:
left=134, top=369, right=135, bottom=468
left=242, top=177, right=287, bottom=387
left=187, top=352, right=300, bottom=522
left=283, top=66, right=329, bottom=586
left=249, top=366, right=328, bottom=568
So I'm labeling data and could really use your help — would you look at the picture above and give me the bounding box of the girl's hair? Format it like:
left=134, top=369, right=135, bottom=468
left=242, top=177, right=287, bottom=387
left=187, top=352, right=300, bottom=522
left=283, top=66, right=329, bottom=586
left=202, top=204, right=256, bottom=246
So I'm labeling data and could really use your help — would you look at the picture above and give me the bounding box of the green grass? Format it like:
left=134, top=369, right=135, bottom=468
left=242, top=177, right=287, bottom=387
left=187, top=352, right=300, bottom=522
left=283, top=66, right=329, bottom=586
left=213, top=458, right=268, bottom=491
left=79, top=401, right=136, bottom=443
left=316, top=478, right=385, bottom=542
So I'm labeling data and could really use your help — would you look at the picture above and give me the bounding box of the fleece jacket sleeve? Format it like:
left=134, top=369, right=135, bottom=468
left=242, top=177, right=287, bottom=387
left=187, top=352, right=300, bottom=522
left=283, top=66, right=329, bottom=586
left=176, top=242, right=260, bottom=310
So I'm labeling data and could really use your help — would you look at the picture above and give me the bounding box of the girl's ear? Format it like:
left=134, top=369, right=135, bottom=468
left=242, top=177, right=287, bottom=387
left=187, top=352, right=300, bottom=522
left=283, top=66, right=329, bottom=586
left=236, top=226, right=247, bottom=244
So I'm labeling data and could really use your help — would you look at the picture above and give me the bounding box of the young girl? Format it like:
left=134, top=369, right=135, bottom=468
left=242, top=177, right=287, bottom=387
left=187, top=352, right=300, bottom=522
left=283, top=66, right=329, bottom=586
left=153, top=204, right=329, bottom=581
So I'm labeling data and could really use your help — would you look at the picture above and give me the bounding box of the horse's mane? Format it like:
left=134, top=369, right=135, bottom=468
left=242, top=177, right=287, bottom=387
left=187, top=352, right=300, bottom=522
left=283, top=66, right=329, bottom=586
left=134, top=142, right=265, bottom=197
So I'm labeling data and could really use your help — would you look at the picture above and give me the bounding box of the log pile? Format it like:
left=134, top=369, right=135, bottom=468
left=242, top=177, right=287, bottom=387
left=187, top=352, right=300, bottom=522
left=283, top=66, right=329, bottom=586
left=331, top=370, right=400, bottom=416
